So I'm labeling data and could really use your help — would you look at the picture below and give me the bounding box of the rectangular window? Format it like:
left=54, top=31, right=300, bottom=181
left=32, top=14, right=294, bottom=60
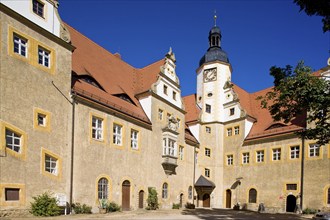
left=177, top=118, right=181, bottom=129
left=205, top=168, right=210, bottom=177
left=163, top=85, right=168, bottom=95
left=272, top=148, right=281, bottom=161
left=205, top=148, right=211, bottom=157
left=37, top=113, right=46, bottom=127
left=163, top=138, right=176, bottom=157
left=5, top=129, right=21, bottom=153
left=286, top=184, right=297, bottom=191
left=256, top=150, right=264, bottom=163
left=113, top=124, right=122, bottom=145
left=309, top=144, right=320, bottom=157
left=33, top=0, right=44, bottom=17
left=205, top=104, right=211, bottom=113
left=5, top=188, right=19, bottom=201
left=179, top=146, right=184, bottom=160
left=242, top=152, right=249, bottom=164
left=173, top=91, right=177, bottom=100
left=13, top=34, right=27, bottom=57
left=227, top=155, right=233, bottom=165
left=234, top=126, right=240, bottom=135
left=227, top=128, right=232, bottom=136
left=92, top=116, right=103, bottom=140
left=195, top=152, right=198, bottom=164
left=206, top=126, right=211, bottom=133
left=158, top=109, right=163, bottom=120
left=290, top=146, right=300, bottom=159
left=131, top=129, right=139, bottom=150
left=230, top=108, right=235, bottom=116
left=45, top=154, right=58, bottom=175
left=38, top=47, right=50, bottom=67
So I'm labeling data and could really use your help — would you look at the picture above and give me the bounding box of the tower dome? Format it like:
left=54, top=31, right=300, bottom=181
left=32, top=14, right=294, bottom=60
left=199, top=23, right=229, bottom=66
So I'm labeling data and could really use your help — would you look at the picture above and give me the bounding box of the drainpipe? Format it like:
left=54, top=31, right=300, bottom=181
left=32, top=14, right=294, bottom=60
left=69, top=95, right=75, bottom=214
left=193, top=146, right=196, bottom=206
left=300, top=133, right=305, bottom=213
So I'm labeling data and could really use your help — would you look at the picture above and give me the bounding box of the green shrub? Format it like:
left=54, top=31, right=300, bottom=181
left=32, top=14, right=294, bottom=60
left=106, top=201, right=121, bottom=212
left=71, top=203, right=92, bottom=214
left=30, top=192, right=61, bottom=216
left=172, top=203, right=180, bottom=209
left=185, top=202, right=195, bottom=209
left=146, top=187, right=159, bottom=210
left=303, top=208, right=318, bottom=214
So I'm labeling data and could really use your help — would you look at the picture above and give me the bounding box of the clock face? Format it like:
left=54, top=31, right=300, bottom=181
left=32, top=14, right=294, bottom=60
left=203, top=68, right=217, bottom=82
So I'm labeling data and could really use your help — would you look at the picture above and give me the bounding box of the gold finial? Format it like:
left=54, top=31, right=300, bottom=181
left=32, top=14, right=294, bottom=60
left=214, top=10, right=217, bottom=26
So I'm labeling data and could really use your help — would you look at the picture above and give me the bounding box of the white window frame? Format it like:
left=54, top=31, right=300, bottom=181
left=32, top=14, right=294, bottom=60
left=242, top=152, right=249, bottom=164
left=5, top=129, right=22, bottom=153
left=227, top=128, right=232, bottom=136
left=113, top=124, right=122, bottom=145
left=178, top=146, right=184, bottom=160
left=205, top=148, right=211, bottom=157
left=206, top=126, right=211, bottom=133
left=309, top=144, right=320, bottom=157
left=38, top=47, right=50, bottom=68
left=92, top=116, right=103, bottom=140
left=227, top=155, right=233, bottom=165
left=98, top=178, right=108, bottom=200
left=272, top=148, right=281, bottom=161
left=13, top=35, right=27, bottom=57
left=205, top=168, right=210, bottom=177
left=188, top=186, right=192, bottom=200
left=131, top=129, right=139, bottom=150
left=234, top=126, right=240, bottom=135
left=158, top=109, right=163, bottom=120
left=162, top=183, right=168, bottom=199
left=45, top=154, right=58, bottom=175
left=290, top=146, right=300, bottom=159
left=256, top=150, right=264, bottom=163
left=37, top=113, right=47, bottom=127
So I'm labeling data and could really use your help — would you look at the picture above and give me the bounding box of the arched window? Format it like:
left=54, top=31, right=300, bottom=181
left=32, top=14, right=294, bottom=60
left=327, top=187, right=330, bottom=205
left=249, top=188, right=257, bottom=203
left=98, top=178, right=108, bottom=200
left=162, top=183, right=168, bottom=199
left=188, top=186, right=192, bottom=200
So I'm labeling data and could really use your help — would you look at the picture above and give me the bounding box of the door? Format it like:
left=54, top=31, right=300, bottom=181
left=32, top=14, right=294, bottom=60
left=203, top=193, right=210, bottom=207
left=138, top=190, right=144, bottom=209
left=226, top=189, right=232, bottom=208
left=286, top=195, right=296, bottom=212
left=122, top=180, right=131, bottom=211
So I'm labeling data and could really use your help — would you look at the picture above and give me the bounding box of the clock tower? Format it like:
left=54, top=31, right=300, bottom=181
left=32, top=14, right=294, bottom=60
left=196, top=17, right=233, bottom=123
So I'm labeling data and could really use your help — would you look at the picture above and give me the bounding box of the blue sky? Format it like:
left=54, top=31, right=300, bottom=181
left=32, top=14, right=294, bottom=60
left=59, top=0, right=329, bottom=96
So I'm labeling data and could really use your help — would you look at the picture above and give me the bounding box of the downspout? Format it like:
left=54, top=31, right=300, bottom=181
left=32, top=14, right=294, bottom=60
left=300, top=132, right=305, bottom=212
left=69, top=94, right=75, bottom=214
left=193, top=146, right=196, bottom=206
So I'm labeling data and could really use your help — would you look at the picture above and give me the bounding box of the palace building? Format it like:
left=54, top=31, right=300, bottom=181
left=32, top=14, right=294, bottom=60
left=1, top=1, right=329, bottom=216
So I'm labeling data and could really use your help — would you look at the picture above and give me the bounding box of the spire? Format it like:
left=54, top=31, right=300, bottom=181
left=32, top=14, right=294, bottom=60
left=214, top=10, right=217, bottom=27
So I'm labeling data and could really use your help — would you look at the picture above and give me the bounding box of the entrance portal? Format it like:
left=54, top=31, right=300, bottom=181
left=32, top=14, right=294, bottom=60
left=226, top=189, right=232, bottom=208
left=286, top=195, right=296, bottom=212
left=203, top=194, right=210, bottom=207
left=122, top=180, right=131, bottom=211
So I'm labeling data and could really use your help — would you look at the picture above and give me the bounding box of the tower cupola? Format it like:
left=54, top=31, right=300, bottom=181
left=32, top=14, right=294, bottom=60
left=199, top=15, right=229, bottom=66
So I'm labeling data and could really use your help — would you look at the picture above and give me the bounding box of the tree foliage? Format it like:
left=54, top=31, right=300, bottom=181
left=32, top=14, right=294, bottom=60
left=258, top=61, right=330, bottom=145
left=146, top=187, right=159, bottom=210
left=294, top=0, right=330, bottom=32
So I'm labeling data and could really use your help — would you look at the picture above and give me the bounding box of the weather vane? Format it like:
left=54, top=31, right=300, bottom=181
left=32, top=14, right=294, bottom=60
left=214, top=10, right=217, bottom=27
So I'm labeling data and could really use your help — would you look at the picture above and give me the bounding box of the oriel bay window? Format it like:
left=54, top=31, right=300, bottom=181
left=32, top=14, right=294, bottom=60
left=163, top=138, right=176, bottom=156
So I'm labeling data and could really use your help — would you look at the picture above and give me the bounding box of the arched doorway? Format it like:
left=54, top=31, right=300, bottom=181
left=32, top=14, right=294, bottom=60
left=226, top=189, right=232, bottom=208
left=179, top=193, right=183, bottom=208
left=203, top=193, right=210, bottom=207
left=122, top=180, right=131, bottom=211
left=286, top=195, right=296, bottom=212
left=138, top=190, right=144, bottom=209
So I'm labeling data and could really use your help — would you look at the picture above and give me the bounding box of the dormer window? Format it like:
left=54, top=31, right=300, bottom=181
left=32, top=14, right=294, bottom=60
left=172, top=91, right=177, bottom=100
left=230, top=108, right=235, bottom=116
left=33, top=0, right=44, bottom=17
